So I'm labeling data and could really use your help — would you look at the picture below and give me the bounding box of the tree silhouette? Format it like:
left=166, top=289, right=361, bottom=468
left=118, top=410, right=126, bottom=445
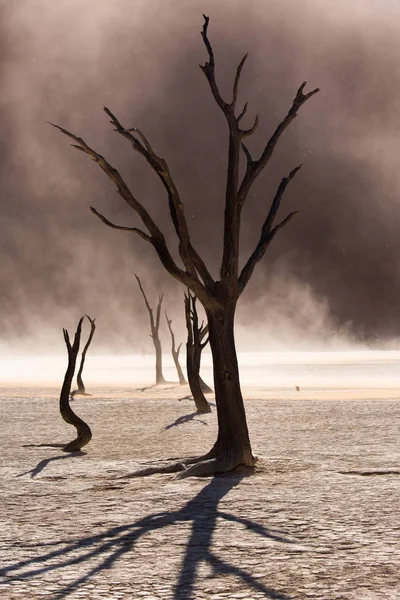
left=60, top=317, right=92, bottom=451
left=52, top=15, right=318, bottom=476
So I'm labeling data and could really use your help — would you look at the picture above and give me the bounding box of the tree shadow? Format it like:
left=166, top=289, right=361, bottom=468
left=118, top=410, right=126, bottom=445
left=22, top=444, right=66, bottom=448
left=164, top=412, right=208, bottom=429
left=16, top=452, right=86, bottom=479
left=1, top=475, right=294, bottom=599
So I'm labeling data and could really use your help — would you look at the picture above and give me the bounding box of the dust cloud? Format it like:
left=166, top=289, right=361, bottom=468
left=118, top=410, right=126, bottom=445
left=1, top=0, right=400, bottom=355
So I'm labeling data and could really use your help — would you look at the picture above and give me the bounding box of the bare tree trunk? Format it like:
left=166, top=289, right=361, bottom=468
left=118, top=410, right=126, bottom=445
left=185, top=292, right=211, bottom=414
left=60, top=317, right=92, bottom=452
left=165, top=312, right=187, bottom=385
left=135, top=274, right=166, bottom=385
left=179, top=303, right=254, bottom=477
left=75, top=314, right=96, bottom=395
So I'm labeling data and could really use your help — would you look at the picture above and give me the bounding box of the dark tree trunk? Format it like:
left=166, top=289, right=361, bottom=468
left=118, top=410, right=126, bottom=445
left=76, top=314, right=96, bottom=395
left=60, top=317, right=92, bottom=452
left=165, top=312, right=187, bottom=385
left=206, top=306, right=254, bottom=467
left=184, top=292, right=211, bottom=414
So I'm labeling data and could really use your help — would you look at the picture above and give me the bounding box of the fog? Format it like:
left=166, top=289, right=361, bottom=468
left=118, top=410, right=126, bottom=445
left=1, top=0, right=400, bottom=356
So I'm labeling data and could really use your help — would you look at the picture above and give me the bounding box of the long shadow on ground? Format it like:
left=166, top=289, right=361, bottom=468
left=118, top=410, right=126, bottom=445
left=1, top=475, right=293, bottom=599
left=16, top=452, right=86, bottom=479
left=164, top=411, right=208, bottom=429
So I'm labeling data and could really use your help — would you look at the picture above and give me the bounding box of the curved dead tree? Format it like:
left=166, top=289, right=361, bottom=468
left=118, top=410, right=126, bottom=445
left=75, top=314, right=96, bottom=395
left=60, top=317, right=93, bottom=452
left=165, top=311, right=187, bottom=385
left=53, top=15, right=318, bottom=476
left=185, top=291, right=212, bottom=413
left=135, top=274, right=166, bottom=385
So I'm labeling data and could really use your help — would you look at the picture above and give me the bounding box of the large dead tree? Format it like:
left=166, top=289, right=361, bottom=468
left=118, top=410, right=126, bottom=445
left=135, top=274, right=165, bottom=385
left=60, top=317, right=92, bottom=452
left=184, top=291, right=212, bottom=413
left=165, top=311, right=187, bottom=385
left=52, top=15, right=318, bottom=477
left=75, top=314, right=96, bottom=395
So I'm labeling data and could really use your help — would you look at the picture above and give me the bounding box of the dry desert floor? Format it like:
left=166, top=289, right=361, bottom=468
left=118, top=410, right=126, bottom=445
left=0, top=352, right=400, bottom=599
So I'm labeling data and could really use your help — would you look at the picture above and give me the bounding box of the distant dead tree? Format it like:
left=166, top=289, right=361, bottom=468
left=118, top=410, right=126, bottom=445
left=53, top=15, right=318, bottom=476
left=184, top=291, right=212, bottom=413
left=135, top=274, right=165, bottom=385
left=74, top=314, right=96, bottom=396
left=165, top=311, right=187, bottom=385
left=60, top=317, right=92, bottom=452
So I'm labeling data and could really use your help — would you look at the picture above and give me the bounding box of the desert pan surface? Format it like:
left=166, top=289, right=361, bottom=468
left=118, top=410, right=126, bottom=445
left=1, top=351, right=399, bottom=599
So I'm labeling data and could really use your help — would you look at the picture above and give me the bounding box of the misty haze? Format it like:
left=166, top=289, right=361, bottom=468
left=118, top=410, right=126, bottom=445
left=1, top=1, right=400, bottom=599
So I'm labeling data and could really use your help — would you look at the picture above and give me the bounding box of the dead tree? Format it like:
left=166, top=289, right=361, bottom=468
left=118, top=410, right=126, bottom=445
left=75, top=314, right=96, bottom=395
left=135, top=274, right=166, bottom=385
left=52, top=15, right=318, bottom=476
left=186, top=292, right=213, bottom=395
left=60, top=317, right=92, bottom=452
left=185, top=291, right=212, bottom=413
left=165, top=311, right=187, bottom=385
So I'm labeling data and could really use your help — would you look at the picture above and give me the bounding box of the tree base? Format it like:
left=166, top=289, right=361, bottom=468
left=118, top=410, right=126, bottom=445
left=120, top=448, right=256, bottom=479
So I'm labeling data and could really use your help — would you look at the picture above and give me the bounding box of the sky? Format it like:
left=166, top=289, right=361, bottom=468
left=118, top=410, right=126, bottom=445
left=1, top=0, right=400, bottom=354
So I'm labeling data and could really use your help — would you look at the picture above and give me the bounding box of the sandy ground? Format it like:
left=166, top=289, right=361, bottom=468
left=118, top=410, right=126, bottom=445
left=1, top=353, right=400, bottom=599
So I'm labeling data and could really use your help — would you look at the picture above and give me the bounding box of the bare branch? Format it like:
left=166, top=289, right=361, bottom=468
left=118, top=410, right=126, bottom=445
left=238, top=165, right=302, bottom=294
left=241, top=142, right=254, bottom=166
left=102, top=108, right=215, bottom=291
left=241, top=114, right=259, bottom=138
left=232, top=53, right=248, bottom=107
left=155, top=294, right=163, bottom=330
left=199, top=15, right=229, bottom=113
left=261, top=164, right=302, bottom=233
left=238, top=82, right=319, bottom=205
left=90, top=207, right=152, bottom=243
left=237, top=102, right=248, bottom=123
left=135, top=274, right=155, bottom=331
left=50, top=121, right=208, bottom=293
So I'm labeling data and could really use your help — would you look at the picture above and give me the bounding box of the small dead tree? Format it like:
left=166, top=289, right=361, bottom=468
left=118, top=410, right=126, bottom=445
left=135, top=274, right=165, bottom=385
left=60, top=317, right=92, bottom=452
left=186, top=293, right=213, bottom=395
left=165, top=311, right=187, bottom=385
left=185, top=291, right=212, bottom=413
left=53, top=15, right=318, bottom=476
left=75, top=314, right=96, bottom=395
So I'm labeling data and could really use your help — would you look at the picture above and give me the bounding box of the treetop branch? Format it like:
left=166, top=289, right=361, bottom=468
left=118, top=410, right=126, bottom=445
left=232, top=53, right=248, bottom=107
left=102, top=108, right=214, bottom=291
left=50, top=121, right=209, bottom=293
left=238, top=164, right=302, bottom=294
left=237, top=82, right=319, bottom=204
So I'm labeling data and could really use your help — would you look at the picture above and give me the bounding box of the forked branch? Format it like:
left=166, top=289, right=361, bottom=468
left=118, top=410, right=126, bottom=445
left=238, top=82, right=319, bottom=204
left=76, top=315, right=96, bottom=395
left=238, top=165, right=302, bottom=294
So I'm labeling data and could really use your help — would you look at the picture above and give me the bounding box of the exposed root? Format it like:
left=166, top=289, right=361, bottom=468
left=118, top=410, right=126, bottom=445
left=120, top=449, right=218, bottom=479
left=176, top=455, right=245, bottom=479
left=117, top=447, right=257, bottom=479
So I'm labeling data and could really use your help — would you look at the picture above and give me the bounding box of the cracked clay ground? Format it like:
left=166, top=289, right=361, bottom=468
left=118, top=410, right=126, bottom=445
left=0, top=378, right=399, bottom=599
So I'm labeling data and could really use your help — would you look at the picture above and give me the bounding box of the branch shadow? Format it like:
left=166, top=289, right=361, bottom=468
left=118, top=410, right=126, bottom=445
left=22, top=444, right=66, bottom=448
left=16, top=452, right=86, bottom=479
left=2, top=475, right=294, bottom=599
left=164, top=412, right=208, bottom=429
